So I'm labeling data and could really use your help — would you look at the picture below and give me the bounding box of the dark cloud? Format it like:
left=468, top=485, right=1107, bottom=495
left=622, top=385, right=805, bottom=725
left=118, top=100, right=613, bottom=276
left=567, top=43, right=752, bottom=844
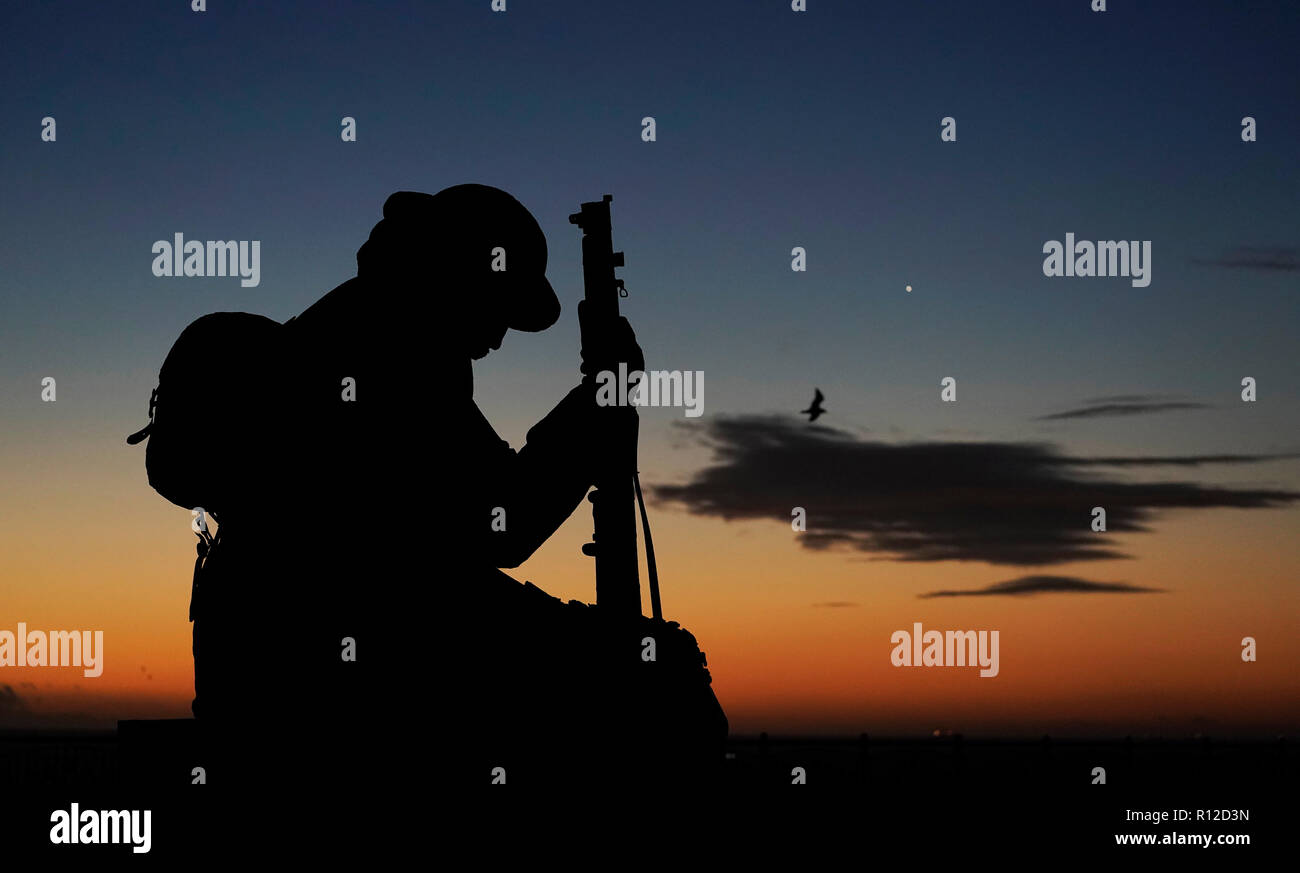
left=1037, top=401, right=1208, bottom=420
left=653, top=415, right=1300, bottom=566
left=919, top=575, right=1165, bottom=598
left=1192, top=246, right=1299, bottom=272
left=811, top=601, right=858, bottom=608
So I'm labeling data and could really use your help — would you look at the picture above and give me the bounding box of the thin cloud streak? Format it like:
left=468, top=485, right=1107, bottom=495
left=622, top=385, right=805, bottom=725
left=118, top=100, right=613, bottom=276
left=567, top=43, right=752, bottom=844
left=1192, top=246, right=1299, bottom=272
left=918, top=575, right=1166, bottom=598
left=1068, top=453, right=1300, bottom=467
left=1037, top=401, right=1208, bottom=421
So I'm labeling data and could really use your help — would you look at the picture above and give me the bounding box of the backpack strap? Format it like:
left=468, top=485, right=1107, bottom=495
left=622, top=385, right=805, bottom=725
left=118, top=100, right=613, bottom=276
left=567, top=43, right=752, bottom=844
left=126, top=388, right=157, bottom=445
left=188, top=525, right=219, bottom=622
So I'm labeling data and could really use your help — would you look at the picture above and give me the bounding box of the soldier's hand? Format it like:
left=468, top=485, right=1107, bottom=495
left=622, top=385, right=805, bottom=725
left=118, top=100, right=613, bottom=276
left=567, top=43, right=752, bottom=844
left=578, top=301, right=645, bottom=378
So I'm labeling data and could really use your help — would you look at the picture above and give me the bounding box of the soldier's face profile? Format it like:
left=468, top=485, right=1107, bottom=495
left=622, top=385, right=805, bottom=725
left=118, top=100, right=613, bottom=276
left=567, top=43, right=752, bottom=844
left=467, top=311, right=509, bottom=360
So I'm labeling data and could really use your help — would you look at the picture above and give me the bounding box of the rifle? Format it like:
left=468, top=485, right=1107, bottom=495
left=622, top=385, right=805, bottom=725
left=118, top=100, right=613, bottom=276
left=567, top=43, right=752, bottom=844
left=569, top=194, right=662, bottom=621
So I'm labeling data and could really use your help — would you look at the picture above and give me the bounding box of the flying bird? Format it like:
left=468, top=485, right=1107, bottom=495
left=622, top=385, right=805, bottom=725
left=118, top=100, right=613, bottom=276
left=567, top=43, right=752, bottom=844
left=801, top=388, right=826, bottom=422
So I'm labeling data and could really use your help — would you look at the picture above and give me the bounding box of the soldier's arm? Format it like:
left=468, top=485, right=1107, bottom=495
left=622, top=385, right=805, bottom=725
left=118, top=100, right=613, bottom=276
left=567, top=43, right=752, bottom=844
left=476, top=383, right=601, bottom=569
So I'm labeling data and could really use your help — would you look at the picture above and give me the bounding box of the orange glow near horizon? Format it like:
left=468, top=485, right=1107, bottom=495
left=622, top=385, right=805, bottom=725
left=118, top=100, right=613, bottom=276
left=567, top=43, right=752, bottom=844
left=2, top=437, right=1297, bottom=737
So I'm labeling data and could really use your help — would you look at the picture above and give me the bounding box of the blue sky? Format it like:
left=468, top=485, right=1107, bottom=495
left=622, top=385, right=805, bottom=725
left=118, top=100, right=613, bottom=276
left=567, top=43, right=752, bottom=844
left=1, top=0, right=1297, bottom=473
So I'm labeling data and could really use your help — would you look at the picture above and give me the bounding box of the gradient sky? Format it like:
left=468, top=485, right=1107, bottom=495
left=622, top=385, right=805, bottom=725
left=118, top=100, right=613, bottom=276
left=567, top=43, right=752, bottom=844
left=1, top=0, right=1297, bottom=735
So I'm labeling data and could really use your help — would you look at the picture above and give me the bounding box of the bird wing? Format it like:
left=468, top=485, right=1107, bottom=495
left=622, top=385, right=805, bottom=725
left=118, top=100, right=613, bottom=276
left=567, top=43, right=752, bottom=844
left=813, top=388, right=824, bottom=404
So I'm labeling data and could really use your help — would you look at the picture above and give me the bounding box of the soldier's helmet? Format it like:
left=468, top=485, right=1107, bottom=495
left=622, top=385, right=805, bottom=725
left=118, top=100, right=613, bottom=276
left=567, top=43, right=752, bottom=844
left=357, top=184, right=561, bottom=332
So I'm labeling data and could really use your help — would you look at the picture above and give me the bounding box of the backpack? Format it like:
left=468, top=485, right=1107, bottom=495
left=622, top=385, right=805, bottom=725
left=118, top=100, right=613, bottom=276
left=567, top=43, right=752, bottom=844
left=127, top=312, right=284, bottom=516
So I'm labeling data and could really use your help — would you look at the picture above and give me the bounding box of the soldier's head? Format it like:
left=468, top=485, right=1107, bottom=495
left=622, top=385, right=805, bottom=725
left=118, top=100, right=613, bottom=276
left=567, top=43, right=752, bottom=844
left=357, top=185, right=561, bottom=359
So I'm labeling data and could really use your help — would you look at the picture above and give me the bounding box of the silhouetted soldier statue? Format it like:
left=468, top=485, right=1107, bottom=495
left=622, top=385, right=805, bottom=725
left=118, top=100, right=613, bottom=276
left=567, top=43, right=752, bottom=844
left=281, top=185, right=653, bottom=782
left=134, top=184, right=725, bottom=799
